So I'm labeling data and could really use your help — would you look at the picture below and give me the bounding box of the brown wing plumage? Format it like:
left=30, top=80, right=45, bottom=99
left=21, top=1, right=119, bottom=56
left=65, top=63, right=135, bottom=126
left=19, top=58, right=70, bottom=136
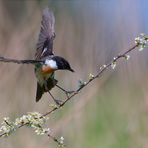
left=35, top=8, right=55, bottom=60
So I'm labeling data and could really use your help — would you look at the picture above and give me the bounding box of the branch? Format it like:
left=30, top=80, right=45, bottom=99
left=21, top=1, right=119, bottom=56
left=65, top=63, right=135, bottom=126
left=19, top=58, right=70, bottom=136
left=43, top=33, right=148, bottom=116
left=0, top=34, right=148, bottom=146
left=42, top=45, right=137, bottom=116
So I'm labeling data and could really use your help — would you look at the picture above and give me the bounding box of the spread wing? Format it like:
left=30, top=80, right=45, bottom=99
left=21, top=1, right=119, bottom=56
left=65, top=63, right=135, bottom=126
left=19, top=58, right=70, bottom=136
left=35, top=8, right=55, bottom=60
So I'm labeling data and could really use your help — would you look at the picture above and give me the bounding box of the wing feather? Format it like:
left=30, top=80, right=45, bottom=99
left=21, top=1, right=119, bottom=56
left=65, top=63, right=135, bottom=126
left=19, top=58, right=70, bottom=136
left=35, top=8, right=55, bottom=60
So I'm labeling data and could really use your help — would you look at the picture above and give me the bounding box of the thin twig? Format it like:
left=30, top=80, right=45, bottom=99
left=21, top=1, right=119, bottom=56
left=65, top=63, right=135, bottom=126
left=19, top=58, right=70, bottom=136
left=48, top=134, right=65, bottom=147
left=0, top=43, right=141, bottom=138
left=0, top=38, right=147, bottom=146
left=42, top=44, right=139, bottom=117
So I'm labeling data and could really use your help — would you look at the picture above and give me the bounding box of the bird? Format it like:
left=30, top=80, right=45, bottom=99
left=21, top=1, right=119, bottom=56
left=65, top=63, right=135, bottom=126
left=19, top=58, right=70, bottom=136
left=34, top=8, right=74, bottom=103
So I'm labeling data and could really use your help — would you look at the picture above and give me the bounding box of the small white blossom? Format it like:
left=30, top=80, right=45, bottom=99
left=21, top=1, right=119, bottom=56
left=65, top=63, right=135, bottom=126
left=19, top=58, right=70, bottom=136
left=139, top=46, right=145, bottom=51
left=89, top=73, right=95, bottom=80
left=49, top=103, right=59, bottom=108
left=35, top=128, right=44, bottom=135
left=103, top=64, right=106, bottom=68
left=0, top=112, right=50, bottom=137
left=35, top=127, right=50, bottom=135
left=0, top=117, right=16, bottom=136
left=111, top=61, right=116, bottom=69
left=113, top=57, right=117, bottom=60
left=60, top=136, right=64, bottom=144
left=3, top=117, right=10, bottom=121
left=135, top=33, right=148, bottom=51
left=84, top=82, right=87, bottom=85
left=124, top=55, right=130, bottom=60
left=45, top=128, right=51, bottom=134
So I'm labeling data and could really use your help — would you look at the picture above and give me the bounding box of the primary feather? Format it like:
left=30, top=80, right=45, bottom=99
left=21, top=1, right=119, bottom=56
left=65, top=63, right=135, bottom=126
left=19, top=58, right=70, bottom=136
left=35, top=8, right=55, bottom=60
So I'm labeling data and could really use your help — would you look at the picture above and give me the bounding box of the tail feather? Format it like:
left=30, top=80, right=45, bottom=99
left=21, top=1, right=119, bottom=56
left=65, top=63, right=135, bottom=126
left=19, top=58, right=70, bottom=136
left=36, top=83, right=44, bottom=102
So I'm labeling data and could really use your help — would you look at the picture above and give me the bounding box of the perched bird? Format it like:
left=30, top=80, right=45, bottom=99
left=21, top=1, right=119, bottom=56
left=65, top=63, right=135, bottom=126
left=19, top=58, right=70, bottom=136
left=34, top=8, right=74, bottom=102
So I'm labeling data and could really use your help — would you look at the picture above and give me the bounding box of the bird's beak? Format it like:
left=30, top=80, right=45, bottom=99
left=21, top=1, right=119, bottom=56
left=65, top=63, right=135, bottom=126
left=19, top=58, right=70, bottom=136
left=69, top=68, right=75, bottom=72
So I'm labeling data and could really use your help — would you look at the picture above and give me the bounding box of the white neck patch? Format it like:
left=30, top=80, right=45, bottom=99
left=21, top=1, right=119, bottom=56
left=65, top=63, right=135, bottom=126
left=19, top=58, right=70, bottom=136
left=45, top=59, right=58, bottom=69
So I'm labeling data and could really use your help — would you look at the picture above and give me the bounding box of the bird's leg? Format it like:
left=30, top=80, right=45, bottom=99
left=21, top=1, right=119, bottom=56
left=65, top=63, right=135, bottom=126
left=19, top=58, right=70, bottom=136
left=44, top=80, right=62, bottom=105
left=47, top=91, right=62, bottom=105
left=55, top=84, right=75, bottom=95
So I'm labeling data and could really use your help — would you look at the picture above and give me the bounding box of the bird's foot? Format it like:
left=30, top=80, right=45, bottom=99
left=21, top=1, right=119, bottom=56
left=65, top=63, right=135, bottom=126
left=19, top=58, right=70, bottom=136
left=55, top=84, right=75, bottom=95
left=53, top=99, right=63, bottom=106
left=65, top=90, right=75, bottom=94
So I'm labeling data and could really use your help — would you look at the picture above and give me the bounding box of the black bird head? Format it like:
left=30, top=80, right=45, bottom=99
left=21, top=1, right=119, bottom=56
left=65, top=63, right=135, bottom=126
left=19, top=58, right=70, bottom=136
left=52, top=56, right=74, bottom=72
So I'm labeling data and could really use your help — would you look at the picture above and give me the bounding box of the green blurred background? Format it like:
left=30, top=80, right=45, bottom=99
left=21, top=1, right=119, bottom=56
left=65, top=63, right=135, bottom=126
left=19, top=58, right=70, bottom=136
left=0, top=0, right=148, bottom=147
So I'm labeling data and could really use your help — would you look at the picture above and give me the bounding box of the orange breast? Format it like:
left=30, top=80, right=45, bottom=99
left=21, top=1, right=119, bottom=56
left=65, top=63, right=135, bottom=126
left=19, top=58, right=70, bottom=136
left=41, top=65, right=54, bottom=74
